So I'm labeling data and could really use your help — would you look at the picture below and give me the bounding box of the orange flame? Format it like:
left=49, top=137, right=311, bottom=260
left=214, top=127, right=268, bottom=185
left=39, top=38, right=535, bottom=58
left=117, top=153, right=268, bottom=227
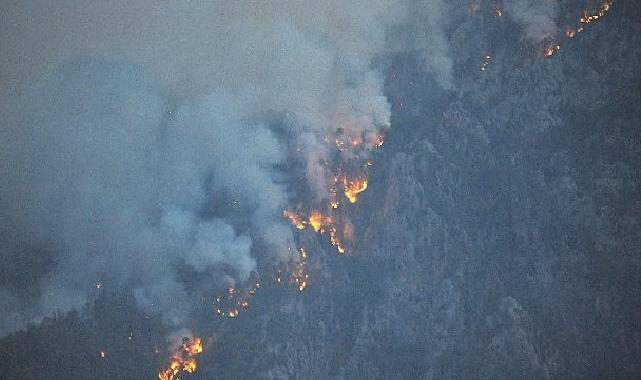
left=349, top=136, right=363, bottom=146
left=308, top=211, right=333, bottom=232
left=329, top=225, right=346, bottom=254
left=283, top=209, right=306, bottom=230
left=158, top=337, right=203, bottom=380
left=545, top=43, right=561, bottom=57
left=542, top=1, right=614, bottom=59
left=213, top=284, right=259, bottom=318
left=290, top=252, right=309, bottom=291
left=343, top=177, right=368, bottom=203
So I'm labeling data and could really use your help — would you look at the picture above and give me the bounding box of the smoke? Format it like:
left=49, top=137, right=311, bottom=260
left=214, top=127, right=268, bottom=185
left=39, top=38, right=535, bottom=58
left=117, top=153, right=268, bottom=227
left=504, top=0, right=559, bottom=41
left=391, top=0, right=455, bottom=88
left=0, top=59, right=284, bottom=330
left=0, top=0, right=452, bottom=336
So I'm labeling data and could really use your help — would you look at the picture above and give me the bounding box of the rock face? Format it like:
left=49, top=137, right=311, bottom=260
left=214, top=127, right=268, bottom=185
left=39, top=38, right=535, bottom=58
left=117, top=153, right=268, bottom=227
left=200, top=2, right=641, bottom=379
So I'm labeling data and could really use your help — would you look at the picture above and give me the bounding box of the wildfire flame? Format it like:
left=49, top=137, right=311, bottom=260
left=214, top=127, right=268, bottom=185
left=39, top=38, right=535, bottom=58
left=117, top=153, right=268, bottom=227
left=343, top=176, right=368, bottom=204
left=158, top=336, right=203, bottom=380
left=328, top=225, right=346, bottom=254
left=292, top=247, right=309, bottom=291
left=213, top=283, right=260, bottom=319
left=309, top=210, right=337, bottom=233
left=159, top=86, right=386, bottom=380
left=545, top=43, right=561, bottom=57
left=545, top=1, right=615, bottom=58
left=274, top=246, right=310, bottom=291
left=283, top=209, right=306, bottom=230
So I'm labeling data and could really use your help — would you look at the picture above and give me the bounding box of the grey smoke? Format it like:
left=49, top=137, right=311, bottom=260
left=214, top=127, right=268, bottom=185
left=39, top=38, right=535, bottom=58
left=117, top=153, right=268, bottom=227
left=0, top=60, right=285, bottom=331
left=0, top=0, right=454, bottom=336
left=392, top=0, right=455, bottom=88
left=504, top=0, right=559, bottom=41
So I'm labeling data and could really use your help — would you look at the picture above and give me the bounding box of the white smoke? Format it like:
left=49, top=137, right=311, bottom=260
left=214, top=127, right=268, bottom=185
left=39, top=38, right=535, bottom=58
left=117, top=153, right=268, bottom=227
left=504, top=0, right=559, bottom=41
left=391, top=0, right=455, bottom=88
left=0, top=0, right=452, bottom=335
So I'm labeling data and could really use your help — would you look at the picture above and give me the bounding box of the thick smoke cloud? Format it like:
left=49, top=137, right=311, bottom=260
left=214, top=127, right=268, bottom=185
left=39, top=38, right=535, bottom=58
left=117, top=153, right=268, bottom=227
left=0, top=60, right=285, bottom=330
left=504, top=0, right=559, bottom=41
left=0, top=0, right=454, bottom=336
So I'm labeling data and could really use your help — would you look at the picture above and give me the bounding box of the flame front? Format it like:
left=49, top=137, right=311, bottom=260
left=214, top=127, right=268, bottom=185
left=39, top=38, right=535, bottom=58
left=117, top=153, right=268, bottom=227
left=343, top=176, right=368, bottom=204
left=545, top=1, right=615, bottom=58
left=158, top=336, right=203, bottom=380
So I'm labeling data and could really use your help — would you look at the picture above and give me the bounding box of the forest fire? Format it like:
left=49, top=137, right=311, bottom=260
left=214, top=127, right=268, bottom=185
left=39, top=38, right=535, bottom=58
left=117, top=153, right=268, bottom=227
left=329, top=225, right=347, bottom=254
left=545, top=43, right=561, bottom=57
left=158, top=337, right=203, bottom=380
left=274, top=246, right=310, bottom=291
left=283, top=210, right=306, bottom=230
left=308, top=211, right=326, bottom=232
left=343, top=176, right=368, bottom=204
left=293, top=246, right=309, bottom=291
left=158, top=116, right=384, bottom=380
left=213, top=283, right=260, bottom=319
left=280, top=125, right=383, bottom=261
left=566, top=1, right=614, bottom=39
left=546, top=1, right=615, bottom=58
left=292, top=261, right=309, bottom=292
left=580, top=1, right=612, bottom=24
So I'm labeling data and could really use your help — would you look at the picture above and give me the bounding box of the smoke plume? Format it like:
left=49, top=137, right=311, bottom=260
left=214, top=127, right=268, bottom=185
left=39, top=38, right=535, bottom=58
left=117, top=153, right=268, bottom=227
left=0, top=0, right=452, bottom=335
left=504, top=0, right=559, bottom=41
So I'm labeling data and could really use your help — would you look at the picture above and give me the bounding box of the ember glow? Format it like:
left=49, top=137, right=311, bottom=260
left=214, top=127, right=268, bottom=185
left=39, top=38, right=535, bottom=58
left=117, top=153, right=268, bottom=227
left=566, top=1, right=614, bottom=38
left=283, top=210, right=306, bottom=230
left=212, top=283, right=260, bottom=319
left=274, top=246, right=310, bottom=291
left=158, top=336, right=203, bottom=380
left=329, top=225, right=347, bottom=254
left=291, top=247, right=309, bottom=292
left=545, top=1, right=615, bottom=58
left=545, top=43, right=561, bottom=57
